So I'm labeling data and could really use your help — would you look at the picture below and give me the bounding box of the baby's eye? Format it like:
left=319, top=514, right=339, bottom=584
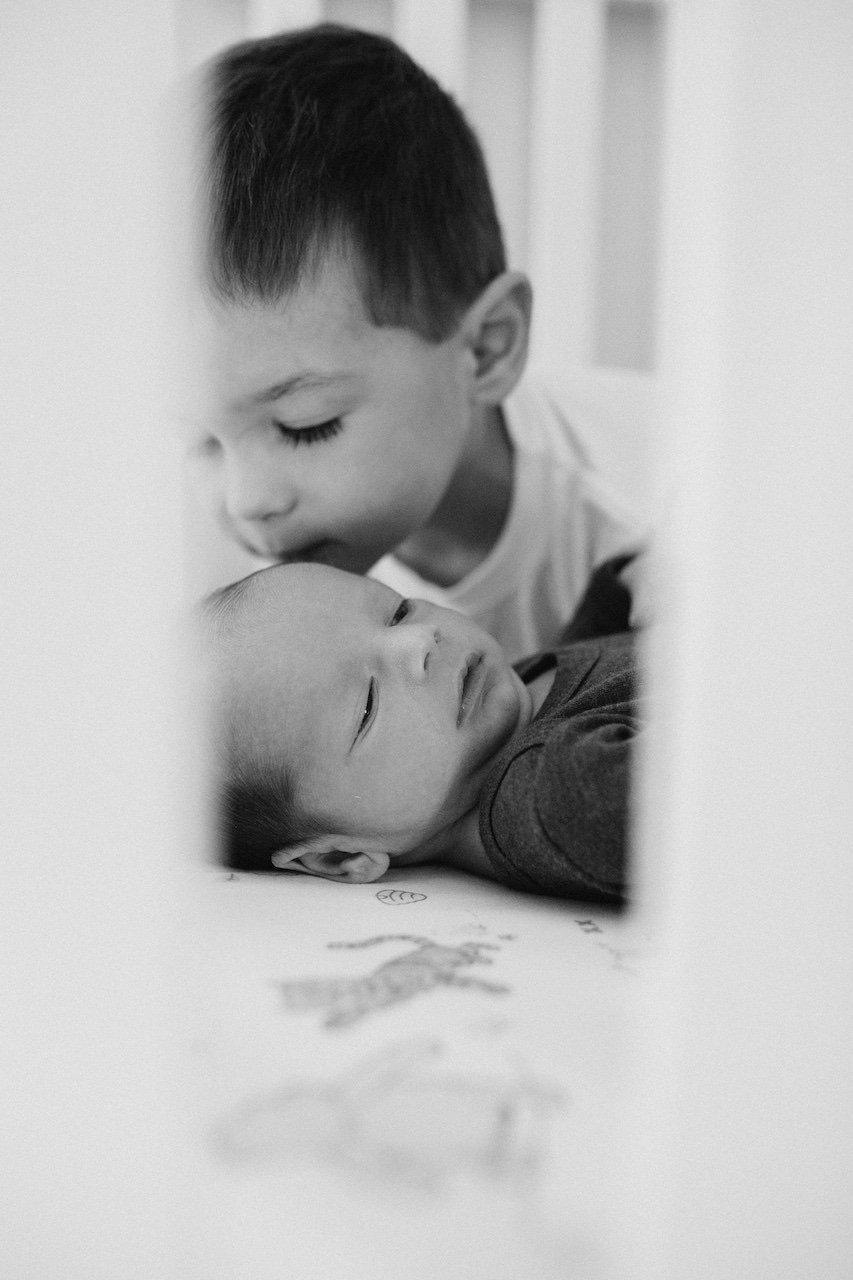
left=389, top=598, right=410, bottom=626
left=358, top=678, right=376, bottom=737
left=273, top=417, right=343, bottom=447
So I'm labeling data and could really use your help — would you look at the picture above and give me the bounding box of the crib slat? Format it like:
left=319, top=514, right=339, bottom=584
left=393, top=0, right=470, bottom=99
left=246, top=0, right=324, bottom=37
left=528, top=0, right=606, bottom=368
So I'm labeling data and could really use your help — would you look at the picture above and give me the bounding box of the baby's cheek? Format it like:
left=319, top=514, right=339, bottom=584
left=423, top=746, right=475, bottom=826
left=386, top=741, right=446, bottom=811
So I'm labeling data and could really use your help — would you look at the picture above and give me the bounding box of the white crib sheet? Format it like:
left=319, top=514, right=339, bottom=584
left=183, top=863, right=649, bottom=1280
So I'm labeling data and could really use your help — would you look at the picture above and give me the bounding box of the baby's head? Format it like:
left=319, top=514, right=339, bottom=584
left=203, top=564, right=534, bottom=882
left=186, top=24, right=530, bottom=574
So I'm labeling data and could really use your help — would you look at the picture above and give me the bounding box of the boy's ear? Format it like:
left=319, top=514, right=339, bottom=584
left=460, top=270, right=532, bottom=405
left=271, top=839, right=390, bottom=884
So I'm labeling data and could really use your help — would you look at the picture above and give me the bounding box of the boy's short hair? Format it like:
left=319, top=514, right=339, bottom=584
left=205, top=23, right=506, bottom=340
left=203, top=577, right=323, bottom=871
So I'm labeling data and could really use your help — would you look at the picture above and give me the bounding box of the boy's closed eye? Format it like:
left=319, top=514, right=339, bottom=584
left=273, top=416, right=344, bottom=447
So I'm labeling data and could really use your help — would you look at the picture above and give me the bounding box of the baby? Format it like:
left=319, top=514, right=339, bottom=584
left=203, top=559, right=642, bottom=903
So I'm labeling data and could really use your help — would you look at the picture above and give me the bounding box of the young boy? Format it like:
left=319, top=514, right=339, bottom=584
left=190, top=23, right=643, bottom=662
left=203, top=558, right=641, bottom=904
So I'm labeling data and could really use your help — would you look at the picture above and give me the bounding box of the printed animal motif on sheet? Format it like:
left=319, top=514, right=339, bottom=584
left=278, top=934, right=509, bottom=1028
left=213, top=1038, right=563, bottom=1191
left=376, top=888, right=427, bottom=904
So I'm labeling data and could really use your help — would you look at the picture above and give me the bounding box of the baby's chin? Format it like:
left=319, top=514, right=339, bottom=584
left=391, top=844, right=436, bottom=867
left=458, top=671, right=531, bottom=799
left=510, top=668, right=536, bottom=733
left=390, top=675, right=534, bottom=863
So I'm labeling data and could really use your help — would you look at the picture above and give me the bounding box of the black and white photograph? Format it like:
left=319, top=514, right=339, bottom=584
left=3, top=2, right=852, bottom=1277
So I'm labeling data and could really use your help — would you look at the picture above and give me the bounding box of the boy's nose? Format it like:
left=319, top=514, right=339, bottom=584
left=223, top=455, right=296, bottom=524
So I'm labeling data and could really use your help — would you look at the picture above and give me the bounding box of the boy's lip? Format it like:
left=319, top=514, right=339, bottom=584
left=278, top=541, right=336, bottom=565
left=232, top=533, right=381, bottom=575
left=239, top=537, right=336, bottom=564
left=457, top=652, right=486, bottom=726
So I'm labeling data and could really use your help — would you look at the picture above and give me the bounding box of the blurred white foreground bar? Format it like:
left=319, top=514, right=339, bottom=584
left=632, top=2, right=853, bottom=1276
left=0, top=4, right=205, bottom=1278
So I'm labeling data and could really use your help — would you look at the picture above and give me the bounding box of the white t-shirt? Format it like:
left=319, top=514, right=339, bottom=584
left=372, top=374, right=646, bottom=663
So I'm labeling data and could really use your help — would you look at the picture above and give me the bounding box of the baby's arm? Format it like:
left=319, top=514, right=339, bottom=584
left=478, top=704, right=637, bottom=904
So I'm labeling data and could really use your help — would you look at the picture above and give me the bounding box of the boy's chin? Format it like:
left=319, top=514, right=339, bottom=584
left=277, top=540, right=389, bottom=576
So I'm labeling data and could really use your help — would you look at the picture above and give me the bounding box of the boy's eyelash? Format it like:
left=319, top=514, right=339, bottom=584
left=273, top=417, right=343, bottom=447
left=389, top=598, right=410, bottom=625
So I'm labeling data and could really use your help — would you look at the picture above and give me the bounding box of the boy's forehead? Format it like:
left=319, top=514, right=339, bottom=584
left=202, top=252, right=371, bottom=354
left=197, top=293, right=377, bottom=423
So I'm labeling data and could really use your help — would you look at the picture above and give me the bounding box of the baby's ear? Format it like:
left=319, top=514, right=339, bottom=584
left=271, top=840, right=390, bottom=884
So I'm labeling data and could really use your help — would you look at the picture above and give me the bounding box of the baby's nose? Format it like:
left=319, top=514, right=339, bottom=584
left=392, top=624, right=441, bottom=681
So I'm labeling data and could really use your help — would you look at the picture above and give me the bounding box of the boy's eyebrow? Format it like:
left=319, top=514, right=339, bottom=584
left=251, top=372, right=353, bottom=403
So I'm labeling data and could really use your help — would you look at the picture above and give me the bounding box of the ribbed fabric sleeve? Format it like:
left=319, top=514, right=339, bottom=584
left=478, top=632, right=640, bottom=904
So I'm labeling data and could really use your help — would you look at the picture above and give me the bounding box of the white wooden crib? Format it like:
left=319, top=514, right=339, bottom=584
left=172, top=6, right=661, bottom=1276
left=6, top=3, right=852, bottom=1278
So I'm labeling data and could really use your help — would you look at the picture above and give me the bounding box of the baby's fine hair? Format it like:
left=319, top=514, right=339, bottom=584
left=204, top=23, right=506, bottom=340
left=203, top=575, right=323, bottom=871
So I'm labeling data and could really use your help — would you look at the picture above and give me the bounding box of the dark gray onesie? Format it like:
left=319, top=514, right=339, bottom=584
left=478, top=558, right=641, bottom=904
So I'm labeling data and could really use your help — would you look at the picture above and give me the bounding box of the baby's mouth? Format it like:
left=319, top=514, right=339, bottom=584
left=457, top=652, right=485, bottom=726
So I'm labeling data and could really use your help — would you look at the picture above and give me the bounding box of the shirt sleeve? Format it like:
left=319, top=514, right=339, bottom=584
left=560, top=554, right=637, bottom=643
left=479, top=709, right=637, bottom=904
